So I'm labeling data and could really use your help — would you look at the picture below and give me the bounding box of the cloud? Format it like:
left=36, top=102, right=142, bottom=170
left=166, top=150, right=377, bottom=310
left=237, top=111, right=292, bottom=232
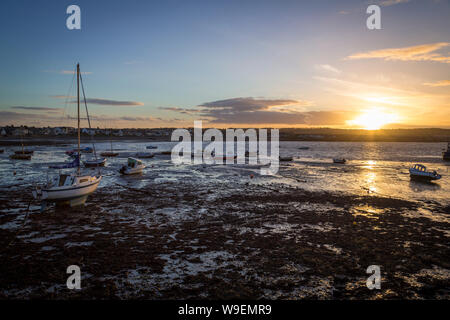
left=378, top=0, right=410, bottom=6
left=158, top=107, right=201, bottom=115
left=10, top=106, right=62, bottom=111
left=119, top=116, right=155, bottom=121
left=315, top=64, right=341, bottom=74
left=199, top=97, right=301, bottom=111
left=70, top=98, right=144, bottom=106
left=168, top=97, right=351, bottom=125
left=423, top=80, right=450, bottom=87
left=347, top=42, right=450, bottom=64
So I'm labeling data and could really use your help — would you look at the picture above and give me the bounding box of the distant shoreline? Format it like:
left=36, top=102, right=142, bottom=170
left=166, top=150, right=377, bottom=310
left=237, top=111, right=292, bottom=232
left=1, top=135, right=450, bottom=146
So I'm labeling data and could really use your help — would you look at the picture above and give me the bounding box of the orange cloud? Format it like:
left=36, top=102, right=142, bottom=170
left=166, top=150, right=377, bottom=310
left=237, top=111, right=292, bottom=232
left=424, top=80, right=450, bottom=87
left=347, top=42, right=450, bottom=64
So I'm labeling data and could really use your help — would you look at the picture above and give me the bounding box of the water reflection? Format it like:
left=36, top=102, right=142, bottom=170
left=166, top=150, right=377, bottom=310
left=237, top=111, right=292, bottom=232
left=409, top=180, right=441, bottom=192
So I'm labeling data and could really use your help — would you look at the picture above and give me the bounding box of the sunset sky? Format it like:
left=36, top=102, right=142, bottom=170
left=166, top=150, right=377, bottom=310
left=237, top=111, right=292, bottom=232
left=0, top=0, right=449, bottom=129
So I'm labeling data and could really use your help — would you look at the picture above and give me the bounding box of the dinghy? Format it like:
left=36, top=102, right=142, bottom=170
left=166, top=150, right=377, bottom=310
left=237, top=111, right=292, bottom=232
left=279, top=156, right=293, bottom=161
left=33, top=63, right=102, bottom=207
left=14, top=150, right=33, bottom=155
left=10, top=153, right=31, bottom=160
left=119, top=157, right=145, bottom=175
left=409, top=164, right=441, bottom=182
left=84, top=157, right=106, bottom=167
left=333, top=158, right=346, bottom=164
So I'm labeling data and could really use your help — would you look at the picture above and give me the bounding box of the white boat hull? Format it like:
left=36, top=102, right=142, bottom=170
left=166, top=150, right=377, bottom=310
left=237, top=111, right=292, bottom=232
left=33, top=176, right=102, bottom=203
left=120, top=165, right=145, bottom=175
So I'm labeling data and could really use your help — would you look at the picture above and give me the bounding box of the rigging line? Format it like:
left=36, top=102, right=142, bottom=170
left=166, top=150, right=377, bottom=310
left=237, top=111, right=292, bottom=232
left=60, top=70, right=76, bottom=127
left=79, top=73, right=97, bottom=160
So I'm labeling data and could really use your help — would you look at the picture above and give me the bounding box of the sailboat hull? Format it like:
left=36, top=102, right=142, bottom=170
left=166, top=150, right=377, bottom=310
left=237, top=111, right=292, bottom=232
left=34, top=177, right=101, bottom=202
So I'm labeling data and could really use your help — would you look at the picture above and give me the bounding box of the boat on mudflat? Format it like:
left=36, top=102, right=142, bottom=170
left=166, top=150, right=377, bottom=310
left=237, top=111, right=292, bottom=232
left=333, top=158, right=346, bottom=164
left=84, top=157, right=106, bottom=167
left=33, top=63, right=102, bottom=208
left=10, top=153, right=31, bottom=160
left=120, top=157, right=145, bottom=175
left=100, top=151, right=118, bottom=157
left=443, top=143, right=450, bottom=161
left=14, top=149, right=33, bottom=155
left=409, top=164, right=441, bottom=182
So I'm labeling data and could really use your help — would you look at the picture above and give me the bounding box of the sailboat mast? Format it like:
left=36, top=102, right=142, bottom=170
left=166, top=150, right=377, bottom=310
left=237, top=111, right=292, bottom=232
left=77, top=63, right=81, bottom=175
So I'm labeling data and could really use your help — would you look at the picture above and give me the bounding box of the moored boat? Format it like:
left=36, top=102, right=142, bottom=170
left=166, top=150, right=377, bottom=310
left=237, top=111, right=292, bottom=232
left=33, top=63, right=102, bottom=207
left=333, top=158, right=346, bottom=164
left=100, top=151, right=119, bottom=157
left=10, top=153, right=31, bottom=160
left=279, top=156, right=293, bottom=161
left=120, top=157, right=145, bottom=175
left=84, top=157, right=106, bottom=167
left=409, top=164, right=441, bottom=181
left=443, top=143, right=450, bottom=161
left=14, top=149, right=33, bottom=155
left=146, top=145, right=157, bottom=149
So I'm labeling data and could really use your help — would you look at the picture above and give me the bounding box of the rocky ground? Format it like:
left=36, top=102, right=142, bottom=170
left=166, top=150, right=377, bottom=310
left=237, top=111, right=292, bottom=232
left=0, top=169, right=449, bottom=299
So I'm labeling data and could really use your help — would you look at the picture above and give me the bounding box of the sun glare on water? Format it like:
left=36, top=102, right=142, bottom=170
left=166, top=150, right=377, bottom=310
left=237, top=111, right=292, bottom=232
left=348, top=109, right=399, bottom=130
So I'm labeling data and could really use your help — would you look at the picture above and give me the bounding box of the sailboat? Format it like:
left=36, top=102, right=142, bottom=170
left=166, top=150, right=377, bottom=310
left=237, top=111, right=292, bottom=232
left=10, top=135, right=32, bottom=160
left=101, top=131, right=119, bottom=157
left=32, top=63, right=102, bottom=207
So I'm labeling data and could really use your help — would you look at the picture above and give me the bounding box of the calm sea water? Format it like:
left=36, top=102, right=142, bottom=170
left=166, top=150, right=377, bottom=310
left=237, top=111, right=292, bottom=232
left=1, top=141, right=449, bottom=206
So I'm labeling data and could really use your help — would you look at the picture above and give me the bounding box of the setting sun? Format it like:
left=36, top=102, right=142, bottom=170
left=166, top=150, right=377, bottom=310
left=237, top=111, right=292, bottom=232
left=347, top=108, right=399, bottom=130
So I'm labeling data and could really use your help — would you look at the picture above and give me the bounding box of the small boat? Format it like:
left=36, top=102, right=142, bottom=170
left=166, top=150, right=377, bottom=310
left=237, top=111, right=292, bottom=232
left=409, top=164, right=441, bottom=181
left=120, top=157, right=145, bottom=175
left=84, top=157, right=106, bottom=167
left=33, top=173, right=102, bottom=207
left=33, top=64, right=102, bottom=207
left=279, top=156, right=293, bottom=161
left=443, top=143, right=450, bottom=161
left=101, top=132, right=118, bottom=157
left=10, top=153, right=31, bottom=160
left=14, top=150, right=33, bottom=155
left=160, top=151, right=172, bottom=155
left=146, top=145, right=158, bottom=149
left=333, top=158, right=346, bottom=164
left=100, top=151, right=118, bottom=157
left=135, top=152, right=154, bottom=158
left=66, top=147, right=92, bottom=156
left=298, top=147, right=310, bottom=150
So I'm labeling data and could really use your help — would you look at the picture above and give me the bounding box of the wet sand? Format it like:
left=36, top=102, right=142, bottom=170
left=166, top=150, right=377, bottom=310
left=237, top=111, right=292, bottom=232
left=0, top=168, right=449, bottom=299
